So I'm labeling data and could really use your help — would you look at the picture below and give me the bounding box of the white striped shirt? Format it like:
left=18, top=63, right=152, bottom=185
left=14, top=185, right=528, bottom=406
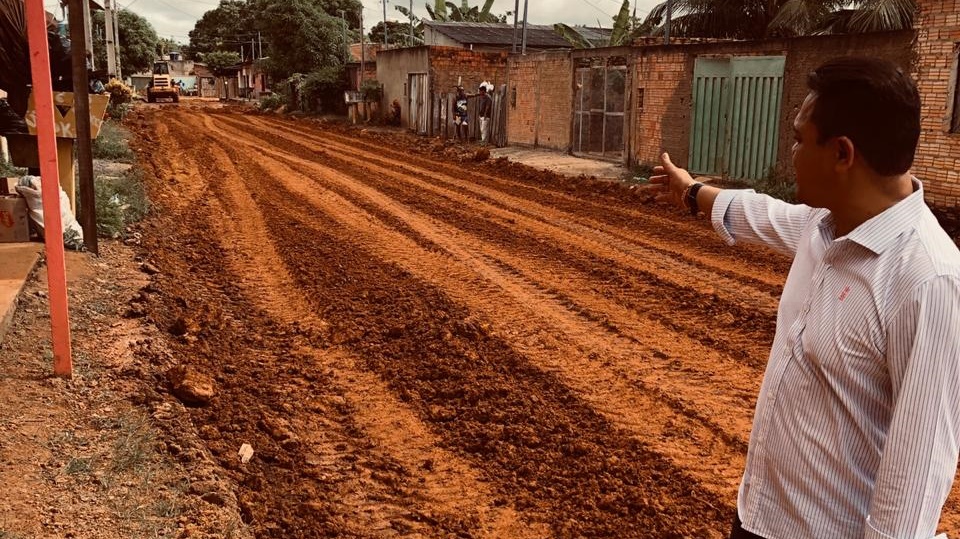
left=712, top=181, right=960, bottom=539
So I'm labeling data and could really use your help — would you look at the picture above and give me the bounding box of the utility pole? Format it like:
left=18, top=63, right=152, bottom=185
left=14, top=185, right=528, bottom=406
left=382, top=0, right=388, bottom=46
left=81, top=0, right=93, bottom=69
left=258, top=31, right=262, bottom=59
left=512, top=0, right=519, bottom=53
left=521, top=0, right=528, bottom=54
left=339, top=10, right=348, bottom=60
left=104, top=0, right=116, bottom=77
left=409, top=0, right=413, bottom=47
left=112, top=5, right=121, bottom=78
left=665, top=0, right=673, bottom=45
left=359, top=6, right=365, bottom=83
left=68, top=0, right=97, bottom=254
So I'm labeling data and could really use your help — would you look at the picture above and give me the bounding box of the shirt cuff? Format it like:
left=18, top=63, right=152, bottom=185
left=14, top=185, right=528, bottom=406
left=710, top=189, right=753, bottom=246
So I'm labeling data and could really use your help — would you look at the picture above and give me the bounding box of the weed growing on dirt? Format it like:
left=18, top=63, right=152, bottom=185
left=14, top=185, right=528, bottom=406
left=623, top=162, right=656, bottom=185
left=258, top=93, right=285, bottom=111
left=94, top=166, right=150, bottom=239
left=110, top=412, right=155, bottom=474
left=65, top=456, right=93, bottom=475
left=93, top=120, right=135, bottom=162
left=726, top=167, right=797, bottom=202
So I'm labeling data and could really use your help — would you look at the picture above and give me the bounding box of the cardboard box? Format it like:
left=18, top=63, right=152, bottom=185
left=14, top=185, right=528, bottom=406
left=0, top=195, right=30, bottom=243
left=0, top=178, right=17, bottom=195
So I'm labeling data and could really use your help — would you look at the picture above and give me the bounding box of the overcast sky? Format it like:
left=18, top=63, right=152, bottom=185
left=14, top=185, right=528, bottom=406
left=43, top=0, right=664, bottom=43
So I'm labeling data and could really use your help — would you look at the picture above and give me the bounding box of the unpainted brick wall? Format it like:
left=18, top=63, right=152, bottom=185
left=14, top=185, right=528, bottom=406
left=632, top=31, right=914, bottom=173
left=506, top=52, right=573, bottom=150
left=428, top=47, right=508, bottom=96
left=914, top=0, right=960, bottom=209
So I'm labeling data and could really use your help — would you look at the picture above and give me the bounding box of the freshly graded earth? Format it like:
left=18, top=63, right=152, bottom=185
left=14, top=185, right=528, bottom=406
left=3, top=103, right=959, bottom=538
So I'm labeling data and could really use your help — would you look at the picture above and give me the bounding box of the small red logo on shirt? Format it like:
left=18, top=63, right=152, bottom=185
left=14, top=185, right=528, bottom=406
left=839, top=286, right=851, bottom=301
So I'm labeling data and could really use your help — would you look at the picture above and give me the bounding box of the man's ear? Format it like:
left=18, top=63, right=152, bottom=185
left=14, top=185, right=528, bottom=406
left=835, top=136, right=855, bottom=171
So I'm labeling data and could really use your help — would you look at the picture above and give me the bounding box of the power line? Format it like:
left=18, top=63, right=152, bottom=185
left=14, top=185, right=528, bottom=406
left=580, top=0, right=612, bottom=18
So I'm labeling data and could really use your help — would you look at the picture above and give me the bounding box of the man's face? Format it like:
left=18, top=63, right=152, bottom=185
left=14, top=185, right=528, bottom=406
left=792, top=93, right=837, bottom=208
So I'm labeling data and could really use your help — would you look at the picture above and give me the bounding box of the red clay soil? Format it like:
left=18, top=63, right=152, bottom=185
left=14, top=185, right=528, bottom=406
left=124, top=105, right=960, bottom=538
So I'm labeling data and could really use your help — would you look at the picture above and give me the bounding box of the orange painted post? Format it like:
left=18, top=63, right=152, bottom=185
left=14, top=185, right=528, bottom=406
left=25, top=0, right=73, bottom=378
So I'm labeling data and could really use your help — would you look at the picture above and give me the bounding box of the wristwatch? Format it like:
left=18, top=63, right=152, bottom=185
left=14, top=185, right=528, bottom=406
left=686, top=182, right=704, bottom=215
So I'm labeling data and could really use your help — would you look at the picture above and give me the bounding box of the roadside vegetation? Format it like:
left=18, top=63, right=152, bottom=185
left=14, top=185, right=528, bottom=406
left=91, top=119, right=149, bottom=238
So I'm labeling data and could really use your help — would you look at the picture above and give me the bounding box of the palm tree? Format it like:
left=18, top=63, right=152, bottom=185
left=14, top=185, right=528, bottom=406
left=641, top=0, right=916, bottom=39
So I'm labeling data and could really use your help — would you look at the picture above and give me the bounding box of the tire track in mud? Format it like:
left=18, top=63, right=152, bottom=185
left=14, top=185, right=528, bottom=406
left=161, top=114, right=550, bottom=539
left=195, top=114, right=752, bottom=507
left=184, top=117, right=546, bottom=538
left=209, top=114, right=773, bottom=394
left=220, top=114, right=783, bottom=312
left=216, top=114, right=780, bottom=369
left=227, top=119, right=777, bottom=369
left=245, top=113, right=789, bottom=290
left=197, top=140, right=734, bottom=538
left=135, top=115, right=534, bottom=538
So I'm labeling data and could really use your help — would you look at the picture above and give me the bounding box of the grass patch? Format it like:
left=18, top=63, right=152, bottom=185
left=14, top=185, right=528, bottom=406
left=65, top=457, right=93, bottom=475
left=92, top=166, right=149, bottom=239
left=110, top=412, right=155, bottom=474
left=92, top=120, right=135, bottom=162
left=724, top=166, right=797, bottom=203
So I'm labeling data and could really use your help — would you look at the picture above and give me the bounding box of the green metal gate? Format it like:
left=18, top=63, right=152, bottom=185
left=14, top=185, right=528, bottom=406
left=689, top=56, right=785, bottom=180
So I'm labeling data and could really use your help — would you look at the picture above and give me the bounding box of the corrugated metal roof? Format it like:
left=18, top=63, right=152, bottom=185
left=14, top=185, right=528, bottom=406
left=424, top=21, right=571, bottom=48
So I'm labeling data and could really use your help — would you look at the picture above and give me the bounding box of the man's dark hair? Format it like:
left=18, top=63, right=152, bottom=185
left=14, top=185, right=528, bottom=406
left=807, top=56, right=920, bottom=176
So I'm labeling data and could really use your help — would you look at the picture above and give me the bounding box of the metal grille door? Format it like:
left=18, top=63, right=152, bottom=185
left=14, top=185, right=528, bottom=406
left=573, top=61, right=626, bottom=160
left=689, top=56, right=785, bottom=180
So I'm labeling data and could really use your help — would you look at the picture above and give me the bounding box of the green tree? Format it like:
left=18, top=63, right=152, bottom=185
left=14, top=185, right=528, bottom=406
left=640, top=0, right=916, bottom=40
left=202, top=50, right=242, bottom=74
left=369, top=20, right=421, bottom=45
left=187, top=0, right=256, bottom=60
left=155, top=37, right=181, bottom=58
left=93, top=9, right=159, bottom=74
left=252, top=0, right=343, bottom=79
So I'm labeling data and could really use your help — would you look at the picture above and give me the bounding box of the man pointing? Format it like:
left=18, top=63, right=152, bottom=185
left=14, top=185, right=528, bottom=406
left=653, top=57, right=960, bottom=538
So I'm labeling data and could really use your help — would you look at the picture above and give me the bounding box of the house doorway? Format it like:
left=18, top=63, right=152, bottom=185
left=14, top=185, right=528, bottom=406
left=408, top=73, right=429, bottom=135
left=573, top=58, right=627, bottom=161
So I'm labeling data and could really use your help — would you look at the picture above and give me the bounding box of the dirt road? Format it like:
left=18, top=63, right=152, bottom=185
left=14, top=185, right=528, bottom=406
left=127, top=105, right=960, bottom=538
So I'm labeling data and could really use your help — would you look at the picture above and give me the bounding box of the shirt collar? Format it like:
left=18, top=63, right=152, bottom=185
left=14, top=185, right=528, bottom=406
left=820, top=179, right=925, bottom=255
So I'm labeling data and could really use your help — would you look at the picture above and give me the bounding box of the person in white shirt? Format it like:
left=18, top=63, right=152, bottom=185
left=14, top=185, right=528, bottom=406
left=652, top=56, right=960, bottom=539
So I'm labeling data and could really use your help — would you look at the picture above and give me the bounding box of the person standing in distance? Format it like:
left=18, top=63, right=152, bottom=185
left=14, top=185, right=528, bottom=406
left=454, top=86, right=468, bottom=141
left=478, top=83, right=493, bottom=144
left=652, top=56, right=960, bottom=539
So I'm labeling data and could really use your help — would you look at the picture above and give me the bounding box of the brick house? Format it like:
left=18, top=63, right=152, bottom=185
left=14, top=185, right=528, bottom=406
left=914, top=0, right=960, bottom=209
left=346, top=43, right=380, bottom=91
left=507, top=31, right=914, bottom=182
left=377, top=46, right=509, bottom=133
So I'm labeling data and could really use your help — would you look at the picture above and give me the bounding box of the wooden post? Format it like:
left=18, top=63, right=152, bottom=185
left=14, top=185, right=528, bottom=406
left=69, top=0, right=99, bottom=254
left=56, top=139, right=75, bottom=214
left=25, top=0, right=73, bottom=377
